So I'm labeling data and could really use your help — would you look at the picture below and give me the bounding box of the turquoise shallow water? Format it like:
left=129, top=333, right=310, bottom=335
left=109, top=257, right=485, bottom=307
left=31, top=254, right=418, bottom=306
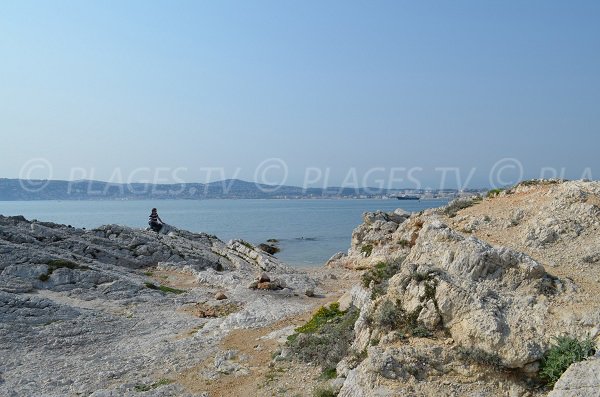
left=0, top=199, right=448, bottom=266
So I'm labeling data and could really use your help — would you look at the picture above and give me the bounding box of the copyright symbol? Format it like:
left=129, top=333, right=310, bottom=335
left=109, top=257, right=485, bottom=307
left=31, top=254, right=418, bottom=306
left=19, top=158, right=53, bottom=192
left=489, top=158, right=523, bottom=189
left=254, top=158, right=288, bottom=193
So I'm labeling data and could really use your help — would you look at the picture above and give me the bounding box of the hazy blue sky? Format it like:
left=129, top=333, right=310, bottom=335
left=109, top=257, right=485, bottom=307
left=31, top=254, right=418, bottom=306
left=2, top=0, right=599, bottom=189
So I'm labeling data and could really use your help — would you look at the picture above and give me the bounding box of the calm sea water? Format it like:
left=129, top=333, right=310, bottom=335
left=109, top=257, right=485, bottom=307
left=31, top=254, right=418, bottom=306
left=0, top=199, right=447, bottom=266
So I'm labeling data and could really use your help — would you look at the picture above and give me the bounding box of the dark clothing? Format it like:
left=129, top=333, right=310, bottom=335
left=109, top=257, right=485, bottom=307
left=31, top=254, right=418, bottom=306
left=149, top=211, right=163, bottom=232
left=149, top=221, right=162, bottom=232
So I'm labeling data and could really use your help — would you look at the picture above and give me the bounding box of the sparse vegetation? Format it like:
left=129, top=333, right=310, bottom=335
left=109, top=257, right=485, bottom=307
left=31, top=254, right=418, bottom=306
left=504, top=179, right=565, bottom=194
left=361, top=261, right=400, bottom=288
left=38, top=259, right=90, bottom=281
left=540, top=336, right=596, bottom=387
left=360, top=244, right=373, bottom=257
left=144, top=282, right=186, bottom=294
left=294, top=302, right=345, bottom=334
left=398, top=239, right=411, bottom=248
left=361, top=260, right=403, bottom=299
left=457, top=346, right=504, bottom=369
left=486, top=188, right=504, bottom=198
left=346, top=348, right=368, bottom=370
left=582, top=253, right=600, bottom=264
left=320, top=367, right=337, bottom=380
left=240, top=240, right=255, bottom=250
left=444, top=196, right=483, bottom=217
left=287, top=303, right=359, bottom=376
left=313, top=386, right=337, bottom=397
left=374, top=299, right=400, bottom=331
left=134, top=378, right=173, bottom=392
left=373, top=299, right=432, bottom=338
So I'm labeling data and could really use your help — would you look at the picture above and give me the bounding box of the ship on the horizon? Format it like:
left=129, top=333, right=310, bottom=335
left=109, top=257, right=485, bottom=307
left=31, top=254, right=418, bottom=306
left=396, top=194, right=420, bottom=200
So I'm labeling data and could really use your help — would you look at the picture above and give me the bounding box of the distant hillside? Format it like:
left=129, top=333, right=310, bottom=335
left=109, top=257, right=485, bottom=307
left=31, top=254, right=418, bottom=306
left=0, top=178, right=457, bottom=200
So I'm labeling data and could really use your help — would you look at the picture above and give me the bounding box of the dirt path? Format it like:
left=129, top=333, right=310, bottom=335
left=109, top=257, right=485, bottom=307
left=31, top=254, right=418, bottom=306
left=172, top=266, right=359, bottom=397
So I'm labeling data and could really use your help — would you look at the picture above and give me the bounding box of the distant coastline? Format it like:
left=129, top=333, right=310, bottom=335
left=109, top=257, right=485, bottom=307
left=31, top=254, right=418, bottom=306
left=0, top=178, right=484, bottom=201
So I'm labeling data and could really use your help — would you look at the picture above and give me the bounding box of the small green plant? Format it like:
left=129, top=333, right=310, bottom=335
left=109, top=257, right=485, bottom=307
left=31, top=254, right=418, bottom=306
left=540, top=336, right=596, bottom=387
left=361, top=261, right=402, bottom=300
left=158, top=285, right=185, bottom=294
left=374, top=299, right=432, bottom=337
left=360, top=244, right=373, bottom=257
left=486, top=188, right=504, bottom=198
left=240, top=240, right=255, bottom=249
left=313, top=386, right=337, bottom=397
left=457, top=346, right=503, bottom=368
left=143, top=271, right=154, bottom=276
left=398, top=239, right=411, bottom=248
left=134, top=378, right=173, bottom=392
left=361, top=261, right=401, bottom=288
left=320, top=367, right=337, bottom=379
left=39, top=259, right=90, bottom=281
left=411, top=325, right=432, bottom=338
left=411, top=271, right=434, bottom=283
left=144, top=282, right=185, bottom=294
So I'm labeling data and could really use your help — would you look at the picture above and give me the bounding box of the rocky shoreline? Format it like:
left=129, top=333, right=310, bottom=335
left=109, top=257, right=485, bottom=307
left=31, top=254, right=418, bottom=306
left=0, top=216, right=329, bottom=396
left=1, top=179, right=599, bottom=396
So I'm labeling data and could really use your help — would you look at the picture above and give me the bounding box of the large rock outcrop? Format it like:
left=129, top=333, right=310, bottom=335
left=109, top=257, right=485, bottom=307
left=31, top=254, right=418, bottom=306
left=329, top=180, right=600, bottom=397
left=0, top=215, right=318, bottom=396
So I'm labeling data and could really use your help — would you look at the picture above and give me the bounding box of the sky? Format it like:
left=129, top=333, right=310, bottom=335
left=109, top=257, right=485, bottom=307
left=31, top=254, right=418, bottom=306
left=1, top=0, right=599, bottom=189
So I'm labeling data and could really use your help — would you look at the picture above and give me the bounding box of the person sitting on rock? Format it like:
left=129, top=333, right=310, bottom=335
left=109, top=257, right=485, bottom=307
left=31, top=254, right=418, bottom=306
left=148, top=208, right=164, bottom=233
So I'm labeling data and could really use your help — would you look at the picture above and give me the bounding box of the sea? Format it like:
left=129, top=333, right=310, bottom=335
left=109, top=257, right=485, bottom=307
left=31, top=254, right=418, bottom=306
left=0, top=199, right=448, bottom=266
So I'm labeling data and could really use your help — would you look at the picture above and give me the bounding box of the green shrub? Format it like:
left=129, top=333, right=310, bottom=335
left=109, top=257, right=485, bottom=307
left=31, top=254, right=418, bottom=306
left=398, top=239, right=411, bottom=248
left=374, top=300, right=432, bottom=337
left=360, top=244, right=373, bottom=257
left=375, top=299, right=400, bottom=331
left=361, top=261, right=401, bottom=288
left=295, top=303, right=344, bottom=333
left=361, top=261, right=403, bottom=300
left=540, top=336, right=596, bottom=387
left=320, top=367, right=337, bottom=379
left=313, top=387, right=337, bottom=397
left=486, top=188, right=504, bottom=198
left=287, top=303, right=359, bottom=373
